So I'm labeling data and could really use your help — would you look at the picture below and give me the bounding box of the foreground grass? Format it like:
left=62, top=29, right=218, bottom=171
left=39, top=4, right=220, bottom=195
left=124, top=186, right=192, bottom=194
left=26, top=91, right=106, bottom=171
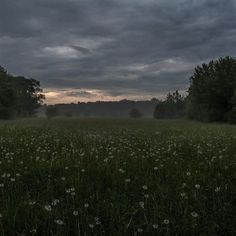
left=0, top=118, right=236, bottom=235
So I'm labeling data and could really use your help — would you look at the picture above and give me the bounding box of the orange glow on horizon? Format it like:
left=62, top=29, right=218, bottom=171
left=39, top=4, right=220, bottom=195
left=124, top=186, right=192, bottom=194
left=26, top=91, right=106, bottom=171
left=42, top=88, right=166, bottom=104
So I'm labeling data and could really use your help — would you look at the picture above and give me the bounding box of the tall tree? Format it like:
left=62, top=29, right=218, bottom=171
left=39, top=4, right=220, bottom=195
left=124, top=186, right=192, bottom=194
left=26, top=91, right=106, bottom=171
left=12, top=76, right=45, bottom=117
left=0, top=67, right=15, bottom=118
left=188, top=57, right=236, bottom=122
left=0, top=66, right=45, bottom=119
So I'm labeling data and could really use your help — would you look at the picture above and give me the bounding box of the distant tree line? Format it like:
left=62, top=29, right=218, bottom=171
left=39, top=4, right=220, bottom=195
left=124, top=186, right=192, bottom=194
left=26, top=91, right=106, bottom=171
left=44, top=99, right=158, bottom=118
left=1, top=56, right=236, bottom=123
left=44, top=56, right=236, bottom=123
left=153, top=56, right=236, bottom=123
left=0, top=66, right=45, bottom=119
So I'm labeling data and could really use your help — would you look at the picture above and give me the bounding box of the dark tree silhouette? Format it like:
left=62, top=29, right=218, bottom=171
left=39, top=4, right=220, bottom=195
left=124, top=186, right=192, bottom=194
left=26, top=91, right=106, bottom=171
left=188, top=57, right=236, bottom=122
left=0, top=67, right=15, bottom=119
left=0, top=66, right=45, bottom=119
left=44, top=99, right=158, bottom=118
left=154, top=90, right=186, bottom=119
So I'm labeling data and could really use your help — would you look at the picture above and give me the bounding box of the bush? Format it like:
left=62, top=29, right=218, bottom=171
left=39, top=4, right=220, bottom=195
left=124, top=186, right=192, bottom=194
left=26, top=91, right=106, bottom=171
left=129, top=108, right=143, bottom=118
left=154, top=90, right=186, bottom=119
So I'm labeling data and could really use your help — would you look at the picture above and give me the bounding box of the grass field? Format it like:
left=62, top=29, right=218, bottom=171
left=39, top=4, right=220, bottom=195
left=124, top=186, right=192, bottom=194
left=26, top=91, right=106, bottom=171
left=0, top=118, right=236, bottom=235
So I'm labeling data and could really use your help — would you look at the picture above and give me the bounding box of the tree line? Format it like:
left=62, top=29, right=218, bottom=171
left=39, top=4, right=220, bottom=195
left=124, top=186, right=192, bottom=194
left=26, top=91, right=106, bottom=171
left=0, top=66, right=44, bottom=119
left=154, top=56, right=236, bottom=123
left=45, top=99, right=158, bottom=118
left=1, top=56, right=236, bottom=123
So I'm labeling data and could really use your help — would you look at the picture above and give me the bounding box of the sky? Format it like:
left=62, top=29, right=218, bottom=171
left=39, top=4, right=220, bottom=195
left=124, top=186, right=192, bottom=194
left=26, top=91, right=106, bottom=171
left=0, top=0, right=236, bottom=104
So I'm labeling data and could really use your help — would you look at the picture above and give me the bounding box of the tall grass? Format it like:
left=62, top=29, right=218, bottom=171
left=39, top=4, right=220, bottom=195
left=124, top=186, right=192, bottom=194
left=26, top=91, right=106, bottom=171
left=0, top=118, right=236, bottom=235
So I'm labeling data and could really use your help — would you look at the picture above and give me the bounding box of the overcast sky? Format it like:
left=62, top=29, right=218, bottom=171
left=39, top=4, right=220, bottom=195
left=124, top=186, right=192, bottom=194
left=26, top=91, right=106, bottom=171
left=1, top=0, right=236, bottom=103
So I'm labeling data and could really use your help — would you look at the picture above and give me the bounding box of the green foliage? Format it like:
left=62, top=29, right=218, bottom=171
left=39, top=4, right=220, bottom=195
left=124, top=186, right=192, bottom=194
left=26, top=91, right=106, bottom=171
left=0, top=66, right=44, bottom=119
left=225, top=93, right=236, bottom=123
left=0, top=66, right=15, bottom=119
left=129, top=108, right=143, bottom=118
left=188, top=56, right=236, bottom=122
left=0, top=118, right=235, bottom=235
left=154, top=90, right=186, bottom=119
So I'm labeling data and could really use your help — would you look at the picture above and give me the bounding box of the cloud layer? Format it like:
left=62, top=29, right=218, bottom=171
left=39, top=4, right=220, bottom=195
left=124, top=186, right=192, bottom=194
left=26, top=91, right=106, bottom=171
left=0, top=0, right=236, bottom=103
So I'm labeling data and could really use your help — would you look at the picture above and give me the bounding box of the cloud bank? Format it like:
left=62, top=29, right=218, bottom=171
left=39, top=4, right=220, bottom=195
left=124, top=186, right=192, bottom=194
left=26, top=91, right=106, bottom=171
left=0, top=0, right=236, bottom=103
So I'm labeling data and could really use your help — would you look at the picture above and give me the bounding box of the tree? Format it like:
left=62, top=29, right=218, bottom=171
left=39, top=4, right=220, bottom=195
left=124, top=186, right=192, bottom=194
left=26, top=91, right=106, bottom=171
left=154, top=90, right=186, bottom=119
left=225, top=92, right=236, bottom=123
left=129, top=108, right=143, bottom=118
left=188, top=57, right=236, bottom=122
left=0, top=66, right=45, bottom=119
left=0, top=67, right=16, bottom=119
left=12, top=76, right=45, bottom=117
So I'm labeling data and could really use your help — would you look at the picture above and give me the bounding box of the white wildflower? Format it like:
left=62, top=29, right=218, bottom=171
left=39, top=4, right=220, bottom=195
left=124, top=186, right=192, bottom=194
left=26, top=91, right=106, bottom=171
left=191, top=212, right=199, bottom=218
left=44, top=205, right=52, bottom=211
left=163, top=219, right=170, bottom=225
left=54, top=219, right=64, bottom=225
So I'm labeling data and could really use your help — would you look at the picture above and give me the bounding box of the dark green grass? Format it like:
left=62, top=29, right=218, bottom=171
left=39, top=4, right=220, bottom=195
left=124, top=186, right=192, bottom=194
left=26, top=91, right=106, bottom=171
left=0, top=118, right=236, bottom=235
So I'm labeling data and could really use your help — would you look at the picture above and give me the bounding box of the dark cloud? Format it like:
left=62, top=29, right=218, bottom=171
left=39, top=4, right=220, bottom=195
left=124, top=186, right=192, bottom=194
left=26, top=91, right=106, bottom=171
left=0, top=0, right=236, bottom=103
left=66, top=90, right=94, bottom=97
left=69, top=45, right=91, bottom=54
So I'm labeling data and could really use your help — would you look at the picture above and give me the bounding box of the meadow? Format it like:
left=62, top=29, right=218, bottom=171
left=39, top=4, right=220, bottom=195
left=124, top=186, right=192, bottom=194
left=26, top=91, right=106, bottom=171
left=0, top=118, right=236, bottom=236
